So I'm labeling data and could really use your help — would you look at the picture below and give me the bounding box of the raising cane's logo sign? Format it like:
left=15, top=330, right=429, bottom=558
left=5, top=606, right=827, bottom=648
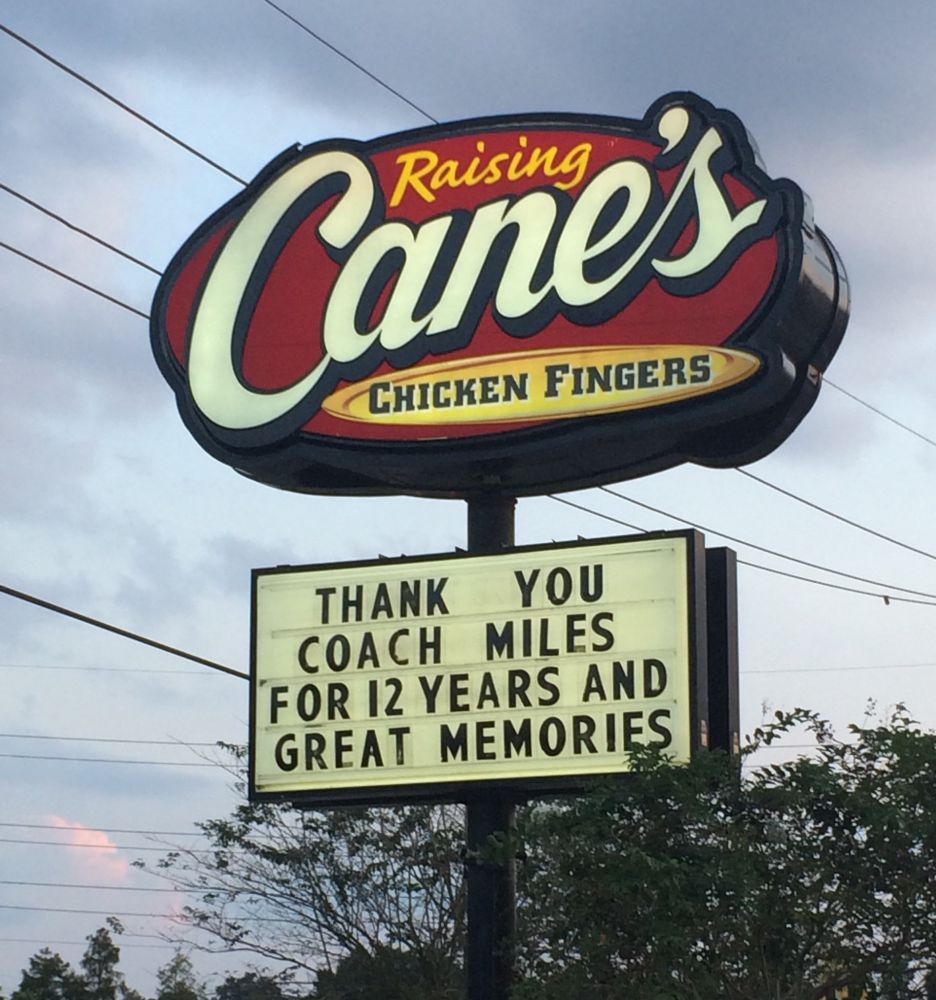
left=151, top=93, right=849, bottom=497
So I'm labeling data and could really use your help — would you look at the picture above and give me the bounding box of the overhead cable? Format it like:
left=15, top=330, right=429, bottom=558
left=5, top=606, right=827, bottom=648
left=825, top=378, right=936, bottom=450
left=0, top=583, right=248, bottom=680
left=0, top=22, right=246, bottom=185
left=0, top=752, right=222, bottom=768
left=548, top=494, right=936, bottom=607
left=599, top=486, right=936, bottom=601
left=0, top=821, right=207, bottom=837
left=736, top=467, right=936, bottom=563
left=1, top=182, right=161, bottom=274
left=0, top=733, right=221, bottom=748
left=0, top=878, right=184, bottom=893
left=259, top=0, right=437, bottom=123
left=745, top=661, right=936, bottom=675
left=0, top=837, right=207, bottom=853
left=1, top=241, right=149, bottom=319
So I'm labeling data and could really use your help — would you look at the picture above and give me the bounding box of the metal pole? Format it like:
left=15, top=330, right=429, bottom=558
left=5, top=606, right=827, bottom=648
left=465, top=495, right=517, bottom=1000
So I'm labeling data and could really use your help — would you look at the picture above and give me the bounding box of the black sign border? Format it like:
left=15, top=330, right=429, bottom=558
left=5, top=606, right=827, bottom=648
left=248, top=529, right=709, bottom=807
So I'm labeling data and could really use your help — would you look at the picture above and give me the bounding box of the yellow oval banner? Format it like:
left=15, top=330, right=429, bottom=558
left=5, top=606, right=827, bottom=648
left=322, top=345, right=761, bottom=428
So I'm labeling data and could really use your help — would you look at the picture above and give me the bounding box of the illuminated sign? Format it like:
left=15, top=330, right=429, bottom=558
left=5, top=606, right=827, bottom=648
left=152, top=92, right=849, bottom=497
left=250, top=532, right=707, bottom=804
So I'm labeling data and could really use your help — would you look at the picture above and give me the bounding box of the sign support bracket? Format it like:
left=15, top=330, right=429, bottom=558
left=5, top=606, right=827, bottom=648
left=465, top=494, right=517, bottom=1000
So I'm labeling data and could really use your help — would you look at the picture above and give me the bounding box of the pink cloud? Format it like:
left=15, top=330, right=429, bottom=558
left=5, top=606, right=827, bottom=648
left=48, top=816, right=131, bottom=883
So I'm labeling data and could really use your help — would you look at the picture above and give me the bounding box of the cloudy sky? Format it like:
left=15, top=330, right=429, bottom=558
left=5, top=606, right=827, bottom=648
left=2, top=0, right=935, bottom=993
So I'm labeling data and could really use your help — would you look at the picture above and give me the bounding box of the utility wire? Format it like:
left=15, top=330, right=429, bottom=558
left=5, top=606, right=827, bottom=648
left=735, top=560, right=936, bottom=607
left=0, top=583, right=248, bottom=680
left=0, top=822, right=206, bottom=837
left=0, top=22, right=246, bottom=186
left=0, top=836, right=239, bottom=854
left=825, top=378, right=936, bottom=450
left=260, top=0, right=437, bottom=124
left=599, top=486, right=936, bottom=601
left=1, top=182, right=161, bottom=274
left=1, top=241, right=149, bottom=319
left=549, top=494, right=936, bottom=607
left=0, top=662, right=207, bottom=675
left=736, top=468, right=936, bottom=563
left=0, top=902, right=289, bottom=922
left=0, top=837, right=205, bottom=853
left=0, top=904, right=176, bottom=918
left=745, top=661, right=936, bottom=675
left=0, top=937, right=175, bottom=950
left=0, top=878, right=184, bottom=893
left=0, top=752, right=223, bottom=767
left=548, top=494, right=646, bottom=533
left=0, top=734, right=222, bottom=748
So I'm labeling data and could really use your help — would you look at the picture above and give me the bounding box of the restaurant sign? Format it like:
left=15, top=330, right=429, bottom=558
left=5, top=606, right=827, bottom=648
left=151, top=92, right=849, bottom=497
left=250, top=531, right=706, bottom=804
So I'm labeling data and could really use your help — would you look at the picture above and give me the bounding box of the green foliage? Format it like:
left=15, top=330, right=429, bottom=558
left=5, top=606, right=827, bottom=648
left=11, top=949, right=86, bottom=1000
left=212, top=971, right=287, bottom=1000
left=311, top=945, right=460, bottom=1000
left=146, top=793, right=464, bottom=986
left=142, top=709, right=936, bottom=999
left=514, top=706, right=936, bottom=1000
left=156, top=950, right=203, bottom=1000
left=80, top=926, right=124, bottom=1000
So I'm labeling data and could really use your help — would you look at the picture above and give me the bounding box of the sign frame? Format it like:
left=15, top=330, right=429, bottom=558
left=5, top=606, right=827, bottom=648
left=248, top=528, right=709, bottom=807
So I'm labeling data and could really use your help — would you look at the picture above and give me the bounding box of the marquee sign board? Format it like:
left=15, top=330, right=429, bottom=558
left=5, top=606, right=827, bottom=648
left=151, top=92, right=848, bottom=497
left=249, top=531, right=707, bottom=805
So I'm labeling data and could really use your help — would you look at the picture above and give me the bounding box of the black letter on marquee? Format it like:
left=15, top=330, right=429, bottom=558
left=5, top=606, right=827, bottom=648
left=440, top=723, right=469, bottom=762
left=274, top=733, right=298, bottom=771
left=486, top=621, right=514, bottom=660
left=270, top=685, right=290, bottom=723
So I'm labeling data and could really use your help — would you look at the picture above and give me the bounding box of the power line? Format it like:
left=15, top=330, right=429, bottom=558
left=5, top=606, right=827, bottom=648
left=0, top=733, right=222, bottom=748
left=1, top=241, right=149, bottom=319
left=745, top=661, right=936, bottom=675
left=0, top=904, right=176, bottom=919
left=0, top=837, right=197, bottom=853
left=549, top=494, right=936, bottom=607
left=0, top=752, right=224, bottom=768
left=736, top=468, right=936, bottom=563
left=736, top=559, right=936, bottom=607
left=259, top=0, right=437, bottom=124
left=1, top=182, right=161, bottom=274
left=0, top=937, right=175, bottom=950
left=0, top=22, right=246, bottom=186
left=0, top=902, right=288, bottom=922
left=0, top=583, right=248, bottom=680
left=0, top=822, right=206, bottom=837
left=0, top=837, right=237, bottom=854
left=0, top=879, right=183, bottom=893
left=599, top=486, right=936, bottom=602
left=825, top=378, right=936, bottom=450
left=0, top=662, right=209, bottom=675
left=548, top=494, right=646, bottom=533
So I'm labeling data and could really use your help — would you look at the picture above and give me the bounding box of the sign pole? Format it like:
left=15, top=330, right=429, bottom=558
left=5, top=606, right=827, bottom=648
left=465, top=495, right=517, bottom=1000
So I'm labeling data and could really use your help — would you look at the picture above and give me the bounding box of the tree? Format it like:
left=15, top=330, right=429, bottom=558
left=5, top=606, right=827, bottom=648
left=311, top=945, right=460, bottom=1000
left=11, top=950, right=85, bottom=1000
left=80, top=925, right=124, bottom=1000
left=155, top=951, right=203, bottom=1000
left=151, top=709, right=936, bottom=998
left=514, top=706, right=936, bottom=999
left=141, top=751, right=464, bottom=988
left=212, top=971, right=287, bottom=1000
